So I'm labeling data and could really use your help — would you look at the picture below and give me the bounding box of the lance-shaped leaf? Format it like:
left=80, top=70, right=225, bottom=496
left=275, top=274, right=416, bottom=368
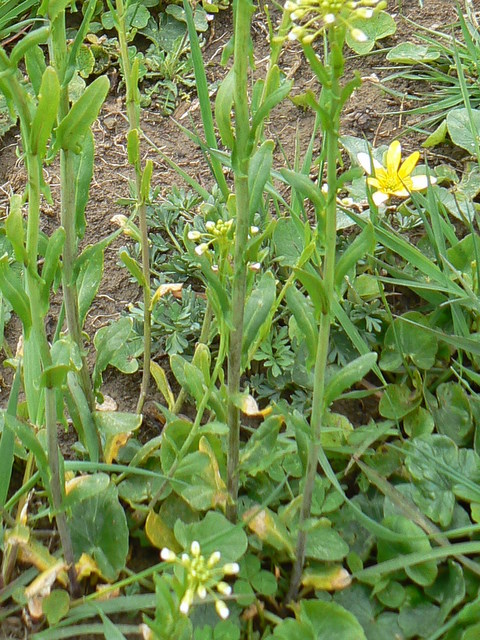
left=215, top=67, right=235, bottom=149
left=242, top=271, right=276, bottom=367
left=30, top=66, right=60, bottom=158
left=6, top=194, right=27, bottom=264
left=0, top=255, right=31, bottom=332
left=324, top=353, right=377, bottom=408
left=54, top=75, right=109, bottom=153
left=249, top=140, right=274, bottom=219
left=334, top=223, right=375, bottom=289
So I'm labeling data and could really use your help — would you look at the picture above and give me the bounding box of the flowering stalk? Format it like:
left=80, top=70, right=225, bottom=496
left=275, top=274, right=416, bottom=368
left=49, top=12, right=96, bottom=413
left=284, top=0, right=384, bottom=601
left=115, top=0, right=152, bottom=415
left=0, top=50, right=78, bottom=593
left=226, top=0, right=254, bottom=522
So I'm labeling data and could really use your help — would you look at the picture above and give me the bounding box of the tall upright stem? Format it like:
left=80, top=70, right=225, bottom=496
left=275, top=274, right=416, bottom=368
left=226, top=0, right=253, bottom=522
left=51, top=13, right=95, bottom=411
left=287, top=47, right=341, bottom=601
left=26, top=153, right=78, bottom=593
left=115, top=0, right=151, bottom=415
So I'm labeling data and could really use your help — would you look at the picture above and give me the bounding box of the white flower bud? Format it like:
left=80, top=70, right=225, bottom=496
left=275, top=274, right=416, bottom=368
left=195, top=243, right=209, bottom=256
left=217, top=581, right=232, bottom=596
left=188, top=230, right=202, bottom=240
left=350, top=28, right=368, bottom=42
left=208, top=551, right=221, bottom=567
left=205, top=220, right=216, bottom=231
left=215, top=600, right=230, bottom=619
left=222, top=562, right=240, bottom=575
left=191, top=541, right=201, bottom=557
left=161, top=548, right=176, bottom=562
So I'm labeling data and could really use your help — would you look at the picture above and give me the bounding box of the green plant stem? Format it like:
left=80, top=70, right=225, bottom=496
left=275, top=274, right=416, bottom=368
left=26, top=152, right=78, bottom=594
left=45, top=384, right=78, bottom=595
left=50, top=13, right=95, bottom=413
left=226, top=0, right=253, bottom=523
left=286, top=48, right=341, bottom=602
left=115, top=0, right=151, bottom=415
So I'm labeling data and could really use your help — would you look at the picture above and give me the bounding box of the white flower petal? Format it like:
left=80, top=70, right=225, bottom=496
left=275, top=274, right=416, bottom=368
left=372, top=191, right=389, bottom=206
left=357, top=152, right=382, bottom=175
left=410, top=175, right=432, bottom=190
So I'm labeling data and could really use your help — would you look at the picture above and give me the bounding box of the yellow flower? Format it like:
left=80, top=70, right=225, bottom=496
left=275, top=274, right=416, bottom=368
left=358, top=141, right=435, bottom=206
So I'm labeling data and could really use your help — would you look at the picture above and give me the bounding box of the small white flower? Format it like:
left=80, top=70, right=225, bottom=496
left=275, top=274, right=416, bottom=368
left=187, top=230, right=202, bottom=240
left=205, top=220, right=216, bottom=231
left=191, top=541, right=201, bottom=557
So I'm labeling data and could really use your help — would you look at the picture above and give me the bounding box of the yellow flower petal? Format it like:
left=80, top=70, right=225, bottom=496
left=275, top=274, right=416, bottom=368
left=386, top=141, right=402, bottom=175
left=398, top=151, right=420, bottom=179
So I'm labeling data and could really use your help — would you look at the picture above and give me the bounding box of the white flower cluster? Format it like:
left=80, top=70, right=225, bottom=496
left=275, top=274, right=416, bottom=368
left=284, top=0, right=387, bottom=44
left=161, top=541, right=240, bottom=619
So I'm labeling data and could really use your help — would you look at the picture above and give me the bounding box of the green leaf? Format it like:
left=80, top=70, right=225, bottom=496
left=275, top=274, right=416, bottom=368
left=215, top=67, right=235, bottom=149
left=377, top=516, right=438, bottom=586
left=0, top=256, right=31, bottom=332
left=379, top=382, right=421, bottom=420
left=42, top=589, right=70, bottom=625
left=54, top=75, right=110, bottom=153
left=6, top=194, right=27, bottom=263
left=273, top=217, right=306, bottom=267
left=239, top=415, right=281, bottom=476
left=174, top=511, right=248, bottom=564
left=305, top=523, right=349, bottom=561
left=433, top=382, right=473, bottom=446
left=66, top=371, right=100, bottom=462
left=324, top=353, right=377, bottom=407
left=93, top=316, right=133, bottom=391
left=279, top=168, right=324, bottom=211
left=249, top=140, right=274, bottom=218
left=386, top=42, right=440, bottom=64
left=423, top=119, right=448, bottom=148
left=285, top=285, right=317, bottom=368
left=405, top=435, right=457, bottom=527
left=447, top=108, right=480, bottom=155
left=150, top=361, right=175, bottom=411
left=10, top=26, right=50, bottom=67
left=70, top=482, right=128, bottom=581
left=74, top=129, right=94, bottom=239
left=398, top=602, right=441, bottom=638
left=243, top=506, right=295, bottom=557
left=380, top=311, right=438, bottom=372
left=301, top=600, right=367, bottom=639
left=41, top=226, right=65, bottom=294
left=346, top=10, right=396, bottom=54
left=30, top=66, right=60, bottom=158
left=335, top=223, right=375, bottom=289
left=119, top=250, right=145, bottom=288
left=242, top=271, right=276, bottom=366
left=77, top=244, right=104, bottom=328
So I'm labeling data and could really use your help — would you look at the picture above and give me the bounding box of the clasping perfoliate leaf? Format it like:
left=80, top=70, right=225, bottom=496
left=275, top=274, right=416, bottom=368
left=53, top=75, right=109, bottom=153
